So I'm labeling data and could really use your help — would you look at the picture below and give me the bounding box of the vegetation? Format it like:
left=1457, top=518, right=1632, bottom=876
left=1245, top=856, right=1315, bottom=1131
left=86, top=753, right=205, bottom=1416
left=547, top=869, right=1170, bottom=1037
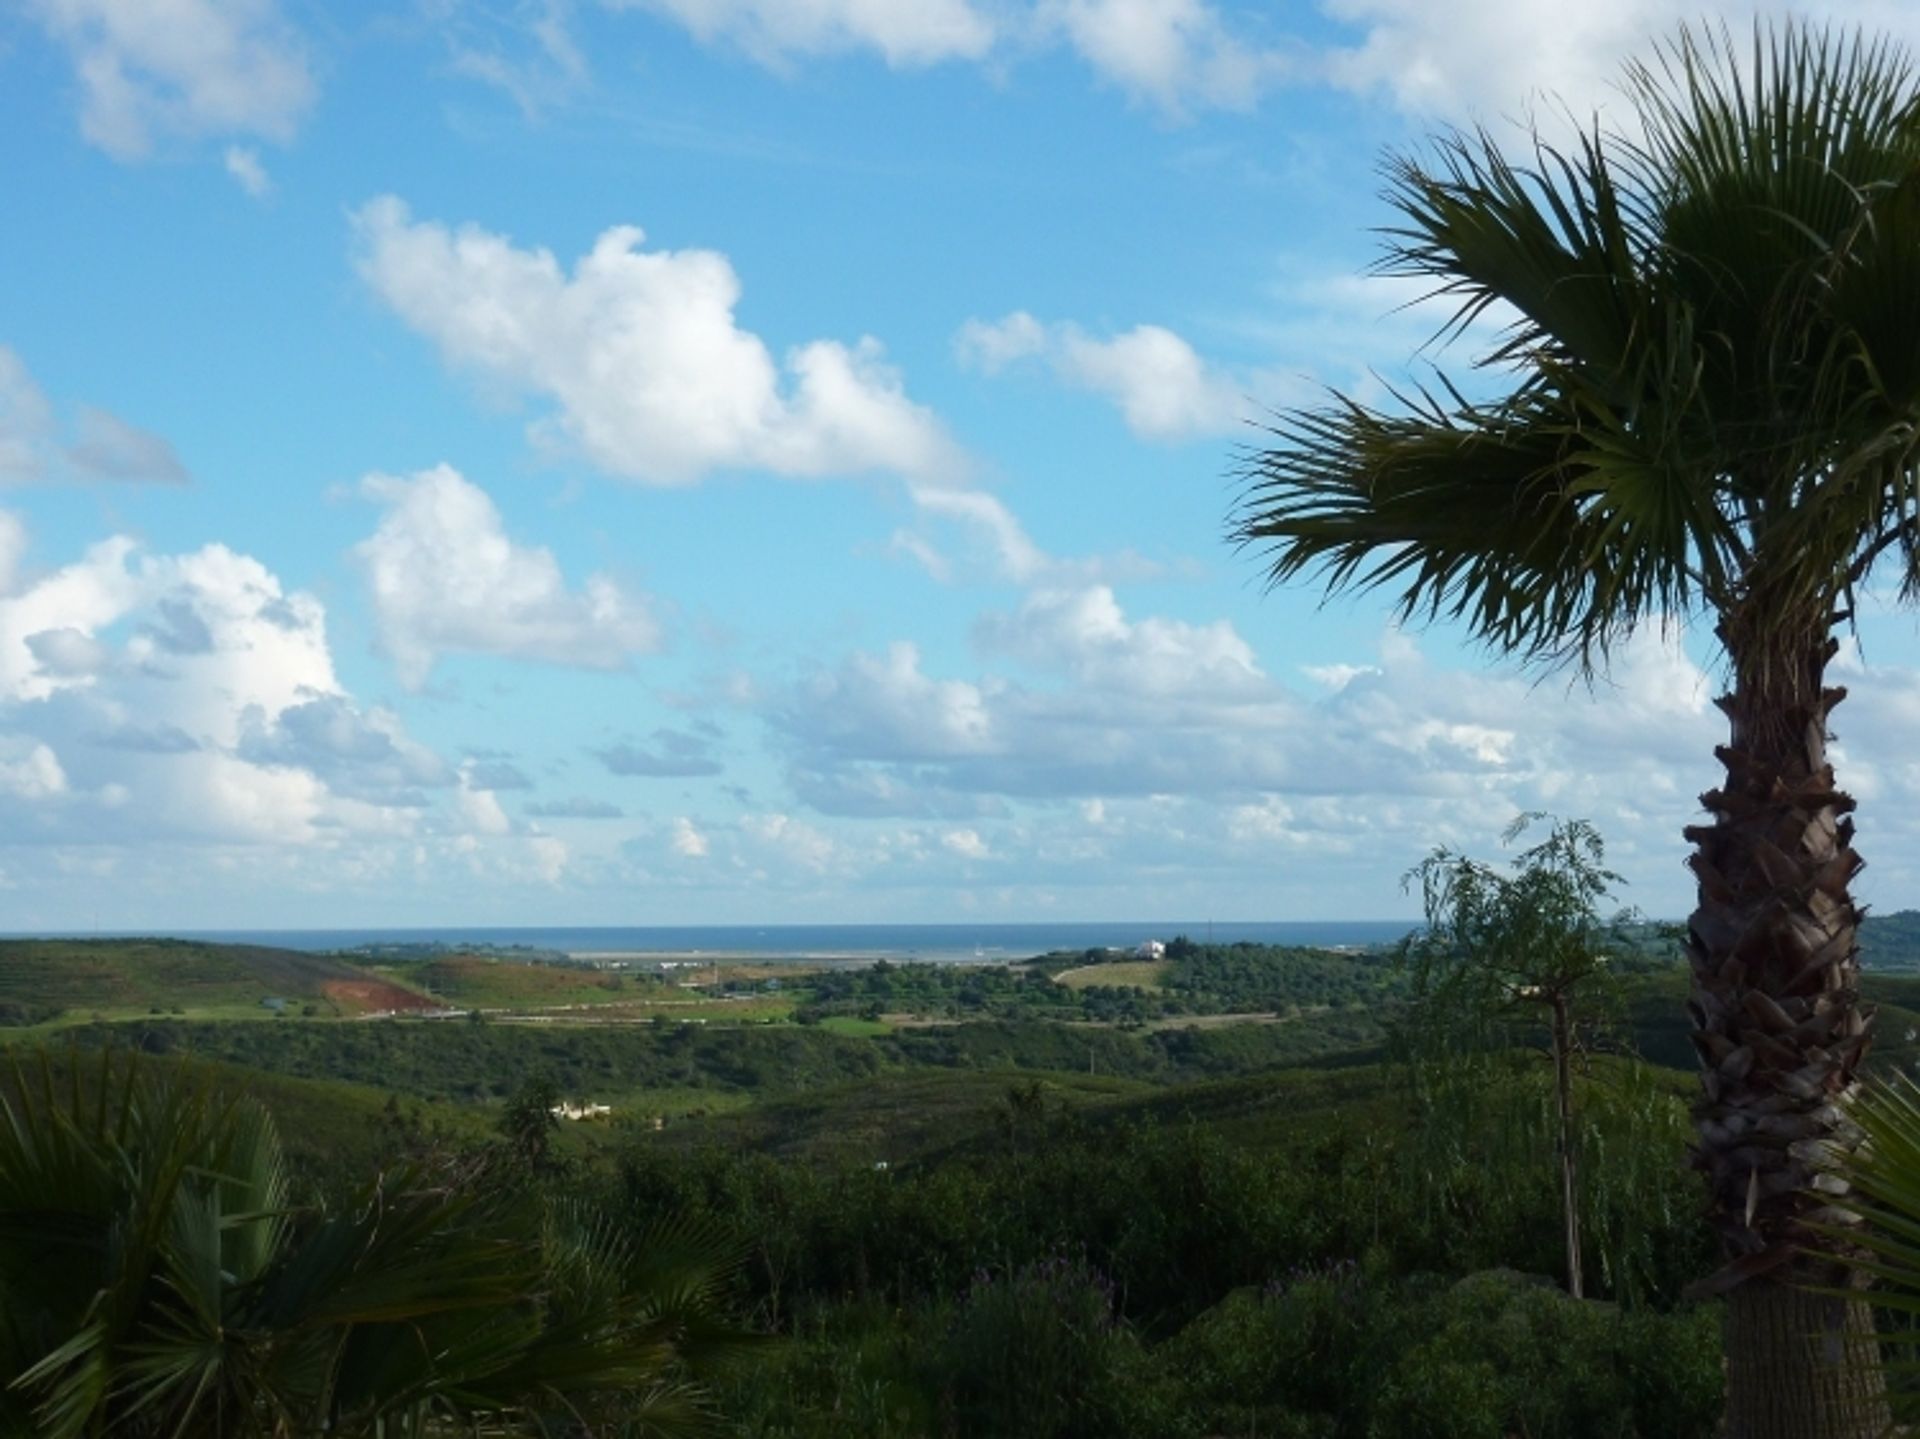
left=0, top=1054, right=746, bottom=1437
left=623, top=1057, right=1718, bottom=1435
left=1400, top=816, right=1641, bottom=1297
left=401, top=954, right=657, bottom=1009
left=37, top=1008, right=1386, bottom=1105
left=0, top=938, right=432, bottom=1022
left=795, top=944, right=1403, bottom=1027
left=1233, top=21, right=1920, bottom=1430
left=19, top=893, right=1920, bottom=1433
left=9, top=916, right=1905, bottom=1434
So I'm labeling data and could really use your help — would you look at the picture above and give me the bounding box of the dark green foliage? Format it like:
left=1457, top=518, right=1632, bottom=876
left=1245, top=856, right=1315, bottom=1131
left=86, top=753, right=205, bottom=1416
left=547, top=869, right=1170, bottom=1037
left=795, top=945, right=1406, bottom=1026
left=2, top=935, right=1792, bottom=1433
left=1161, top=940, right=1403, bottom=1013
left=1151, top=1268, right=1719, bottom=1438
left=46, top=1015, right=888, bottom=1100
left=500, top=1072, right=562, bottom=1173
left=1397, top=817, right=1643, bottom=1298
left=617, top=1064, right=1713, bottom=1330
left=0, top=999, right=61, bottom=1027
left=43, top=1011, right=1387, bottom=1103
left=716, top=1255, right=1721, bottom=1438
left=0, top=1053, right=748, bottom=1437
left=920, top=1255, right=1138, bottom=1439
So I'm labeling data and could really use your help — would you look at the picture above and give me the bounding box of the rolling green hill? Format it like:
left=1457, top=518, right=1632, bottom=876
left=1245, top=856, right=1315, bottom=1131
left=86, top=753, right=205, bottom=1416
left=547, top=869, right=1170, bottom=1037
left=396, top=954, right=649, bottom=1008
left=647, top=1068, right=1156, bottom=1163
left=0, top=1046, right=480, bottom=1190
left=0, top=938, right=434, bottom=1024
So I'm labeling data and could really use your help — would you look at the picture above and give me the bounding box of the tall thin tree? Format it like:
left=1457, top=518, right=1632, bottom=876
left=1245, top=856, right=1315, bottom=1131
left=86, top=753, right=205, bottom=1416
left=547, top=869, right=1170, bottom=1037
left=1232, top=24, right=1920, bottom=1436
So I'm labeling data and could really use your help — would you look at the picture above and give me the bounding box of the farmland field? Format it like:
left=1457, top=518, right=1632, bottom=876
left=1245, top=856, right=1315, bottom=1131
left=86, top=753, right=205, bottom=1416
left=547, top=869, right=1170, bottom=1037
left=1052, top=959, right=1172, bottom=989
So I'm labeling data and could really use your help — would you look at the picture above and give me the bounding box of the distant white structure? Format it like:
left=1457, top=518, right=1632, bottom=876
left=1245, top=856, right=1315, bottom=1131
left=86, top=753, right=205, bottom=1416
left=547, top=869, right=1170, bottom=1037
left=550, top=1102, right=612, bottom=1121
left=1134, top=940, right=1166, bottom=960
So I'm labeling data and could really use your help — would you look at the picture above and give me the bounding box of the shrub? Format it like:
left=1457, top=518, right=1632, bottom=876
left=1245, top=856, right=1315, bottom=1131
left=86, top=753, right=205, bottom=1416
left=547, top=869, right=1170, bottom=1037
left=921, top=1253, right=1141, bottom=1439
left=1154, top=1266, right=1720, bottom=1439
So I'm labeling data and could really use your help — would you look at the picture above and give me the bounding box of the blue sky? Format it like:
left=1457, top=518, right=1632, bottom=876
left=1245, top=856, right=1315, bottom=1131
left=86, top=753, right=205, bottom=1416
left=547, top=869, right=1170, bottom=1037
left=3, top=0, right=1918, bottom=929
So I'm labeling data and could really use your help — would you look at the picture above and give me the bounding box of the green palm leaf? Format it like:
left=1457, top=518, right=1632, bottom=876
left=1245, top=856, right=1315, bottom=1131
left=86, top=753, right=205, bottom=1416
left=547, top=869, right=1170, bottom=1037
left=1, top=1052, right=755, bottom=1437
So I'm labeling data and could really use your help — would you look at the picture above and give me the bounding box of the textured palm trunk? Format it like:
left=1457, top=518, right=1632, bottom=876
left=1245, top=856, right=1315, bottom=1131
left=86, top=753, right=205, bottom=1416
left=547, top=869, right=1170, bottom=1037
left=1685, top=624, right=1887, bottom=1437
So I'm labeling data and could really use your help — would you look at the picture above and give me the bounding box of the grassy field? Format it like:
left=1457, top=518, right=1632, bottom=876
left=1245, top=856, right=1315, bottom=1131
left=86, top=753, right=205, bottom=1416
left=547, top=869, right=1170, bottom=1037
left=816, top=1015, right=893, bottom=1037
left=1053, top=959, right=1172, bottom=990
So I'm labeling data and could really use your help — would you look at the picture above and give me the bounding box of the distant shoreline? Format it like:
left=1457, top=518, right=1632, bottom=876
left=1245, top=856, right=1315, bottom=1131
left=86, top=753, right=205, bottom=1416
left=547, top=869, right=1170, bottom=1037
left=1, top=920, right=1424, bottom=961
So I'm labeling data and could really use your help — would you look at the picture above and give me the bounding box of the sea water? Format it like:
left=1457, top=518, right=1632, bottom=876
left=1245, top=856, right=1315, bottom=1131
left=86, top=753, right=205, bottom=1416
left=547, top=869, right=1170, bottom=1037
left=16, top=920, right=1417, bottom=963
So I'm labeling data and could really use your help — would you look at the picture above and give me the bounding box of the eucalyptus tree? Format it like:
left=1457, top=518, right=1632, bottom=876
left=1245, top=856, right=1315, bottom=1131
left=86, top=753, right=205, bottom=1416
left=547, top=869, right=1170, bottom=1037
left=1400, top=815, right=1633, bottom=1301
left=1232, top=25, right=1920, bottom=1435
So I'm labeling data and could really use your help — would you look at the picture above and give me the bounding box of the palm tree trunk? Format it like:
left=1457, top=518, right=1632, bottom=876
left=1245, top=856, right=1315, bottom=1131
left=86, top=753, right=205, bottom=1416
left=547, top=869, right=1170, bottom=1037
left=1685, top=627, right=1887, bottom=1436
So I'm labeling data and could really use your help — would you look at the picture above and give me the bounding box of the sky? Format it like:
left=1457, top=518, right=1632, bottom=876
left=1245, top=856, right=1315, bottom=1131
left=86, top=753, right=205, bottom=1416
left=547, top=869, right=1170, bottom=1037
left=4, top=0, right=1920, bottom=930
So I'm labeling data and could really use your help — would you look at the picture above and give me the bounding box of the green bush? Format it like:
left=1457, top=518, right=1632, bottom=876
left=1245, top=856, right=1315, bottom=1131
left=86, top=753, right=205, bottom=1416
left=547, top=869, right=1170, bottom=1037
left=1151, top=1267, right=1720, bottom=1439
left=920, top=1254, right=1142, bottom=1439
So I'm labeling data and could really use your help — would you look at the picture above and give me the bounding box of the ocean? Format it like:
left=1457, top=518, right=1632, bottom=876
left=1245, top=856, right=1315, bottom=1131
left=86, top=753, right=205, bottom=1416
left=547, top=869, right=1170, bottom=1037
left=17, top=921, right=1418, bottom=963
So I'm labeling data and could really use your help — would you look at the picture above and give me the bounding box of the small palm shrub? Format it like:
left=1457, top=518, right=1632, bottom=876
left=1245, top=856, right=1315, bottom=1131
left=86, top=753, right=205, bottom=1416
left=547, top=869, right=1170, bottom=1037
left=0, top=1052, right=748, bottom=1437
left=1823, top=1071, right=1920, bottom=1420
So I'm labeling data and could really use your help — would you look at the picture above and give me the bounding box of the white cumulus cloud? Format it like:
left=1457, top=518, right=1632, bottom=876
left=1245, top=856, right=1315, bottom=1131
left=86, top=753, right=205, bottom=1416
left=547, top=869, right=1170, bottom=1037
left=1039, top=0, right=1292, bottom=114
left=355, top=464, right=662, bottom=688
left=958, top=312, right=1281, bottom=439
left=977, top=585, right=1268, bottom=697
left=671, top=815, right=710, bottom=857
left=780, top=641, right=997, bottom=763
left=1314, top=1, right=1920, bottom=133
left=0, top=739, right=68, bottom=800
left=0, top=518, right=463, bottom=848
left=942, top=826, right=989, bottom=859
left=352, top=197, right=959, bottom=485
left=766, top=587, right=1731, bottom=910
left=30, top=0, right=315, bottom=160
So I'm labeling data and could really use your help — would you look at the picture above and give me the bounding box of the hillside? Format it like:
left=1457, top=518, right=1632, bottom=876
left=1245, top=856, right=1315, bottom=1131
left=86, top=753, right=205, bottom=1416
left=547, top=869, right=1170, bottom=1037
left=647, top=1068, right=1156, bottom=1163
left=0, top=1046, right=481, bottom=1190
left=0, top=938, right=435, bottom=1024
left=400, top=954, right=649, bottom=1009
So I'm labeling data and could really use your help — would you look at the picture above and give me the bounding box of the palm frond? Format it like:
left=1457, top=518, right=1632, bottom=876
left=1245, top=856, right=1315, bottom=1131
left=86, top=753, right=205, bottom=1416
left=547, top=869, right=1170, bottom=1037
left=1236, top=18, right=1920, bottom=669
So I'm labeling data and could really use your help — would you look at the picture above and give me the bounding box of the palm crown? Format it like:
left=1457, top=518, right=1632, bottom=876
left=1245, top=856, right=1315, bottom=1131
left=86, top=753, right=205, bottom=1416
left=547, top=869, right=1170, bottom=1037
left=1234, top=25, right=1920, bottom=679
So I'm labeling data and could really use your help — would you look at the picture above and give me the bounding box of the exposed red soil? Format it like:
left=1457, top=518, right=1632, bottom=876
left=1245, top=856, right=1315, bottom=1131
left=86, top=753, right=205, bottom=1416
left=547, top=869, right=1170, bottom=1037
left=320, top=978, right=438, bottom=1015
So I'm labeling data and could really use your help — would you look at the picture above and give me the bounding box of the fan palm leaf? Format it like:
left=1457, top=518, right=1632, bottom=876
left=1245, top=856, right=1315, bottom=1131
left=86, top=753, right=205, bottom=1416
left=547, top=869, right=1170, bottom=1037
left=0, top=1052, right=752, bottom=1437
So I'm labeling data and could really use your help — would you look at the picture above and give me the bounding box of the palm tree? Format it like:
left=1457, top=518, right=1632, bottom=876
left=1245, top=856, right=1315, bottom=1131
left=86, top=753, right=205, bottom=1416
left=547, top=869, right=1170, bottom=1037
left=0, top=1052, right=746, bottom=1436
left=1232, top=24, right=1920, bottom=1436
